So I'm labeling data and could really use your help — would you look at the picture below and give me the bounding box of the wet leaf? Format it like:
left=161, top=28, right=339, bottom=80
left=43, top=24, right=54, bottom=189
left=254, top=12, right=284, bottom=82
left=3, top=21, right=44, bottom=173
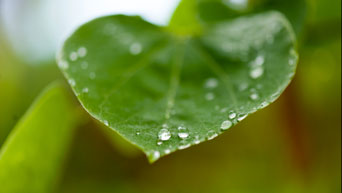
left=57, top=11, right=298, bottom=162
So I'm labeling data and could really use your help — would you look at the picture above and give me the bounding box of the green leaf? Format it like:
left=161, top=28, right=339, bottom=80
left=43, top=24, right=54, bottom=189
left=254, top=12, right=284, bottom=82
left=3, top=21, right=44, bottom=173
left=57, top=11, right=298, bottom=162
left=0, top=82, right=80, bottom=193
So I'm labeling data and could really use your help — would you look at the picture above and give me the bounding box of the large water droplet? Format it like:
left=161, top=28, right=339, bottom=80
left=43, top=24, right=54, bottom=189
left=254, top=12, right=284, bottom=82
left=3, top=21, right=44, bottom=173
left=229, top=111, right=236, bottom=119
left=221, top=120, right=232, bottom=130
left=130, top=42, right=142, bottom=55
left=158, top=128, right=171, bottom=141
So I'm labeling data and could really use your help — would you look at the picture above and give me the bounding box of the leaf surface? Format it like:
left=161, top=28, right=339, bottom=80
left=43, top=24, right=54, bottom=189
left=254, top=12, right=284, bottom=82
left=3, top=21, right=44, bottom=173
left=57, top=11, right=298, bottom=162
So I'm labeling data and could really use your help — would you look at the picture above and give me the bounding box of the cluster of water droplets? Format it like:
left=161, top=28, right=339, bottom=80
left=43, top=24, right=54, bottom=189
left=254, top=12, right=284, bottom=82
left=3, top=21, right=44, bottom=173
left=69, top=47, right=87, bottom=62
left=204, top=78, right=219, bottom=101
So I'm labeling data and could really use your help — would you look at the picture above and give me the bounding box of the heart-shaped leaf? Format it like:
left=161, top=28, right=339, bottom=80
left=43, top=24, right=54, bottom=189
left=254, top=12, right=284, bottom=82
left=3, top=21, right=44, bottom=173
left=57, top=11, right=298, bottom=162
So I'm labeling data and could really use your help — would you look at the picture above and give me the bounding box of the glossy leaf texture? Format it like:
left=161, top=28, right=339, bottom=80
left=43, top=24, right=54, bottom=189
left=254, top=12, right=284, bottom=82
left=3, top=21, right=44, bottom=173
left=0, top=82, right=80, bottom=193
left=57, top=11, right=298, bottom=162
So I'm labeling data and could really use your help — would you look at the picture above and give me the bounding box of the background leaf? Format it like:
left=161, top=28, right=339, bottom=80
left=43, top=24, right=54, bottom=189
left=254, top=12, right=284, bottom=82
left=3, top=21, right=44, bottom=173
left=58, top=11, right=297, bottom=162
left=0, top=82, right=80, bottom=193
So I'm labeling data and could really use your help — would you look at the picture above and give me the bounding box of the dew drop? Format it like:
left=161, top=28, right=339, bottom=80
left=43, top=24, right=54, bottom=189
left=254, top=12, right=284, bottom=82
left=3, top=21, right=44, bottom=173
left=89, top=72, right=96, bottom=79
left=194, top=136, right=201, bottom=144
left=220, top=108, right=228, bottom=113
left=207, top=130, right=218, bottom=140
left=158, top=128, right=171, bottom=141
left=250, top=66, right=264, bottom=79
left=68, top=79, right=76, bottom=87
left=204, top=78, right=219, bottom=89
left=77, top=47, right=87, bottom=58
left=178, top=143, right=191, bottom=150
left=82, top=88, right=89, bottom=93
left=239, top=83, right=248, bottom=91
left=130, top=42, right=142, bottom=55
left=178, top=132, right=189, bottom=139
left=250, top=93, right=259, bottom=101
left=237, top=114, right=247, bottom=121
left=157, top=141, right=163, bottom=146
left=251, top=55, right=265, bottom=66
left=69, top=52, right=78, bottom=61
left=205, top=92, right=215, bottom=101
left=58, top=61, right=69, bottom=70
left=103, top=120, right=109, bottom=126
left=221, top=120, right=232, bottom=130
left=164, top=149, right=171, bottom=154
left=229, top=111, right=237, bottom=119
left=152, top=151, right=160, bottom=160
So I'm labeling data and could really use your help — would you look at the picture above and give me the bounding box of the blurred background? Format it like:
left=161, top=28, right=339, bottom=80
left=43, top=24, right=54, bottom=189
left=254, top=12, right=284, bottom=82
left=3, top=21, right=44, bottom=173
left=0, top=0, right=340, bottom=192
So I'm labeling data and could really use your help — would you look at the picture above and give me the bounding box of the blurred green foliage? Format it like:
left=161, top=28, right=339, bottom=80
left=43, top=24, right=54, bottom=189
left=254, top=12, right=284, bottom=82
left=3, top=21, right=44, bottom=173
left=0, top=0, right=340, bottom=192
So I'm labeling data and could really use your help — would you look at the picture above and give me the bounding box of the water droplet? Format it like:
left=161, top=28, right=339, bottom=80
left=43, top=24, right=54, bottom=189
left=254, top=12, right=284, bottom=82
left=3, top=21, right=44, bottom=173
left=251, top=55, right=265, bottom=66
left=178, top=143, right=191, bottom=150
left=152, top=151, right=160, bottom=160
left=77, top=47, right=87, bottom=58
left=58, top=61, right=69, bottom=70
left=220, top=108, right=228, bottom=113
left=81, top=62, right=88, bottom=69
left=89, top=72, right=96, bottom=79
left=207, top=130, right=218, bottom=140
left=178, top=132, right=189, bottom=139
left=68, top=79, right=76, bottom=86
left=239, top=83, right=248, bottom=91
left=157, top=141, right=163, bottom=146
left=130, top=42, right=142, bottom=55
left=205, top=92, right=215, bottom=101
left=229, top=111, right=236, bottom=119
left=164, top=149, right=171, bottom=154
left=259, top=101, right=269, bottom=108
left=82, top=87, right=89, bottom=93
left=69, top=52, right=78, bottom=61
left=136, top=132, right=140, bottom=135
left=221, top=120, right=232, bottom=130
left=158, top=128, right=171, bottom=141
left=103, top=120, right=109, bottom=126
left=250, top=66, right=264, bottom=79
left=250, top=93, right=259, bottom=100
left=204, top=78, right=218, bottom=89
left=289, top=48, right=298, bottom=65
left=237, top=114, right=247, bottom=121
left=194, top=136, right=201, bottom=144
